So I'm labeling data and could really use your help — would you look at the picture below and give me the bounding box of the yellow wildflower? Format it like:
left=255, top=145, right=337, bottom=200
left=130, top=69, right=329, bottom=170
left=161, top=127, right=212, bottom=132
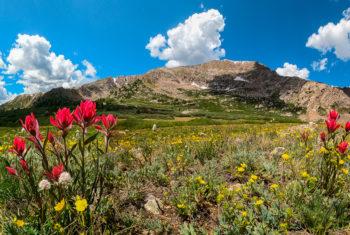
left=301, top=171, right=310, bottom=178
left=54, top=199, right=65, bottom=212
left=250, top=174, right=258, bottom=180
left=237, top=167, right=245, bottom=173
left=240, top=163, right=247, bottom=168
left=270, top=183, right=279, bottom=190
left=13, top=218, right=25, bottom=228
left=177, top=203, right=186, bottom=209
left=255, top=199, right=264, bottom=207
left=319, top=147, right=328, bottom=154
left=339, top=159, right=345, bottom=165
left=248, top=174, right=258, bottom=184
left=195, top=176, right=207, bottom=185
left=280, top=222, right=288, bottom=230
left=342, top=168, right=349, bottom=175
left=281, top=153, right=290, bottom=161
left=241, top=211, right=248, bottom=217
left=54, top=223, right=64, bottom=232
left=75, top=196, right=88, bottom=212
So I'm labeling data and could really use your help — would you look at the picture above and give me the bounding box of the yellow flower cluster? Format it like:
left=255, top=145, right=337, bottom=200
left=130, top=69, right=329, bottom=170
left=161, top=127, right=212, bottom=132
left=270, top=183, right=279, bottom=190
left=13, top=218, right=25, bottom=228
left=195, top=176, right=207, bottom=185
left=281, top=153, right=290, bottom=161
left=248, top=174, right=258, bottom=184
left=237, top=163, right=247, bottom=173
left=254, top=199, right=264, bottom=207
left=75, top=196, right=88, bottom=212
left=54, top=199, right=65, bottom=212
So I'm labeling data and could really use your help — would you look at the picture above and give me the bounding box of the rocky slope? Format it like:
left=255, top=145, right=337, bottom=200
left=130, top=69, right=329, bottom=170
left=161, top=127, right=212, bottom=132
left=2, top=60, right=350, bottom=121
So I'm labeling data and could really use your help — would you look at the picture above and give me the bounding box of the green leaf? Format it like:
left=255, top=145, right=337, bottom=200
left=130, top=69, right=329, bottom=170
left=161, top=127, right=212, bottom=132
left=84, top=133, right=98, bottom=145
left=43, top=128, right=50, bottom=150
left=68, top=143, right=77, bottom=156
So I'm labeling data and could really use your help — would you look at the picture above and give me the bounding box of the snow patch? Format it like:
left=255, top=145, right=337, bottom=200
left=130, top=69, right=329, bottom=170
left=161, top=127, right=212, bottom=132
left=234, top=76, right=249, bottom=82
left=191, top=82, right=208, bottom=89
left=223, top=59, right=253, bottom=64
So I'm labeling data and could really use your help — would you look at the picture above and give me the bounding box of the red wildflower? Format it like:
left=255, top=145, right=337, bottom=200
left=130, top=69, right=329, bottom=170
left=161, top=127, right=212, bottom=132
left=338, top=141, right=349, bottom=154
left=46, top=164, right=64, bottom=181
left=345, top=121, right=350, bottom=132
left=9, top=136, right=26, bottom=157
left=320, top=132, right=326, bottom=142
left=95, top=114, right=118, bottom=137
left=50, top=107, right=74, bottom=136
left=20, top=113, right=42, bottom=140
left=5, top=166, right=17, bottom=176
left=73, top=100, right=98, bottom=128
left=19, top=159, right=29, bottom=174
left=328, top=110, right=340, bottom=121
left=326, top=119, right=340, bottom=133
left=48, top=131, right=55, bottom=144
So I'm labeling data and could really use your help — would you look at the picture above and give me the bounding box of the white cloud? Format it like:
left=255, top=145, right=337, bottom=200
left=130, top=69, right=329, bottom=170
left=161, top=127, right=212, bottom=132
left=0, top=53, right=5, bottom=69
left=0, top=76, right=15, bottom=104
left=311, top=58, right=328, bottom=71
left=343, top=7, right=350, bottom=20
left=5, top=34, right=97, bottom=94
left=276, top=62, right=310, bottom=79
left=306, top=8, right=350, bottom=61
left=82, top=59, right=97, bottom=77
left=146, top=9, right=225, bottom=68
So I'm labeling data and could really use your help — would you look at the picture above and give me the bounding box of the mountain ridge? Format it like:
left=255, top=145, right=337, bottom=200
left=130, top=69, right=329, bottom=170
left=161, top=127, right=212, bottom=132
left=2, top=60, right=350, bottom=121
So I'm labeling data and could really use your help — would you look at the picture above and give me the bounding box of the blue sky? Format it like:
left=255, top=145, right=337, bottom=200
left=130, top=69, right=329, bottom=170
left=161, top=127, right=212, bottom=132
left=0, top=0, right=350, bottom=102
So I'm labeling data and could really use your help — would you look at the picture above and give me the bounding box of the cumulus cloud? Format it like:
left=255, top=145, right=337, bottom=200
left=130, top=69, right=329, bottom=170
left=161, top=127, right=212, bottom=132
left=311, top=58, right=328, bottom=71
left=5, top=34, right=97, bottom=94
left=0, top=54, right=5, bottom=69
left=276, top=63, right=310, bottom=79
left=146, top=9, right=225, bottom=68
left=82, top=60, right=97, bottom=77
left=343, top=7, right=350, bottom=20
left=306, top=8, right=350, bottom=61
left=0, top=76, right=15, bottom=104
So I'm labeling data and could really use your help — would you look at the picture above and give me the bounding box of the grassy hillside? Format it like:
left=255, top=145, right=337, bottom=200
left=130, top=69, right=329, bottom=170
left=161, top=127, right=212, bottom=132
left=0, top=89, right=301, bottom=127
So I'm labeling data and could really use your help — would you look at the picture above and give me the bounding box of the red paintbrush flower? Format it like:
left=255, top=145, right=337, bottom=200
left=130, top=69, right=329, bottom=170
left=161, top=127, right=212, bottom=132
left=95, top=114, right=118, bottom=137
left=9, top=136, right=26, bottom=157
left=48, top=131, right=55, bottom=145
left=5, top=166, right=17, bottom=176
left=320, top=132, right=326, bottom=142
left=326, top=119, right=340, bottom=133
left=73, top=100, right=98, bottom=128
left=50, top=107, right=74, bottom=136
left=19, top=159, right=29, bottom=174
left=45, top=163, right=64, bottom=181
left=345, top=121, right=350, bottom=132
left=328, top=110, right=340, bottom=121
left=338, top=141, right=349, bottom=154
left=20, top=113, right=42, bottom=140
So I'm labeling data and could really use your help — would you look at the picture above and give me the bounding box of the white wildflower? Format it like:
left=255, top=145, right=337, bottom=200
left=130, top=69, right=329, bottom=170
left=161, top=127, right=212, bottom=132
left=152, top=124, right=157, bottom=131
left=58, top=172, right=72, bottom=185
left=38, top=179, right=51, bottom=191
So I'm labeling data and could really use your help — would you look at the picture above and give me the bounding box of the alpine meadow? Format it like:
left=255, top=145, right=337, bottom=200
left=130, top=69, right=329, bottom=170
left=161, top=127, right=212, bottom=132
left=1, top=1, right=350, bottom=234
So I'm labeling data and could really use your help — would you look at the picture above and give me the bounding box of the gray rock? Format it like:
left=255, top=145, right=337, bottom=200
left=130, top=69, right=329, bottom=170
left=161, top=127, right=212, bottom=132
left=144, top=194, right=163, bottom=215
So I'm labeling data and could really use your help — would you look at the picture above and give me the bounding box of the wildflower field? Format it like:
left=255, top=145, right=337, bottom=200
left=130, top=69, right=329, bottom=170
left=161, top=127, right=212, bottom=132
left=2, top=102, right=350, bottom=234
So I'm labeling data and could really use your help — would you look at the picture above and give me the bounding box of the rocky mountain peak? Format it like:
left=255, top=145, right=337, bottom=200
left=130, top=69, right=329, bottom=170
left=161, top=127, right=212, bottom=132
left=1, top=60, right=350, bottom=121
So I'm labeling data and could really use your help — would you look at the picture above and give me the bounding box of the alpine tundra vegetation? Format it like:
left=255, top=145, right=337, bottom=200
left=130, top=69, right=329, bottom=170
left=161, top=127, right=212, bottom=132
left=2, top=101, right=350, bottom=234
